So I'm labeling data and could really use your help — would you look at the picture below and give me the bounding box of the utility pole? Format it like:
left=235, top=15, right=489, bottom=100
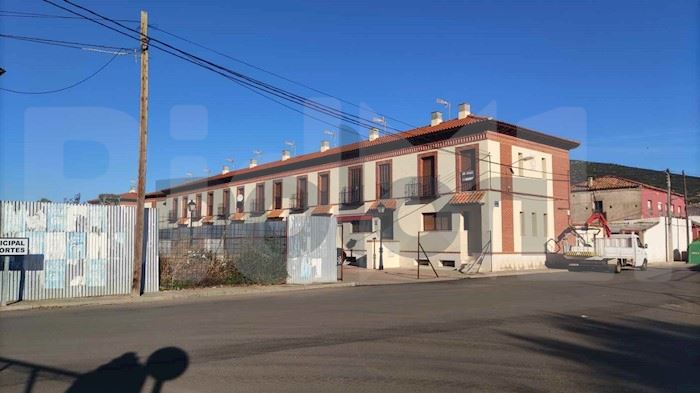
left=683, top=170, right=690, bottom=262
left=132, top=10, right=149, bottom=296
left=665, top=169, right=673, bottom=263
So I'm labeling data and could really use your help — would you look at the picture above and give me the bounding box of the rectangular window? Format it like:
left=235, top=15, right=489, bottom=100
left=318, top=172, right=330, bottom=205
left=181, top=196, right=188, bottom=217
left=351, top=220, right=373, bottom=233
left=207, top=192, right=214, bottom=216
left=377, top=161, right=392, bottom=199
left=348, top=166, right=363, bottom=203
left=172, top=198, right=178, bottom=217
left=195, top=194, right=202, bottom=218
left=255, top=183, right=265, bottom=212
left=423, top=212, right=451, bottom=231
left=541, top=158, right=547, bottom=179
left=594, top=200, right=603, bottom=213
left=222, top=189, right=230, bottom=216
left=531, top=212, right=537, bottom=236
left=457, top=148, right=477, bottom=191
left=273, top=180, right=283, bottom=209
left=419, top=153, right=437, bottom=197
left=657, top=202, right=662, bottom=211
left=518, top=152, right=524, bottom=176
left=647, top=200, right=652, bottom=215
left=543, top=213, right=548, bottom=237
left=520, top=211, right=525, bottom=236
left=296, top=176, right=308, bottom=208
left=236, top=186, right=244, bottom=213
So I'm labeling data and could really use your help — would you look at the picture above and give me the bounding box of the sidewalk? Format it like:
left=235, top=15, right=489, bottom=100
left=1, top=265, right=572, bottom=313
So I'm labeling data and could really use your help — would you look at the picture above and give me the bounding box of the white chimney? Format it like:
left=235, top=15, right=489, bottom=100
left=431, top=111, right=443, bottom=126
left=281, top=149, right=290, bottom=161
left=249, top=159, right=257, bottom=168
left=320, top=140, right=330, bottom=152
left=369, top=127, right=380, bottom=141
left=458, top=103, right=471, bottom=119
left=587, top=176, right=594, bottom=188
left=221, top=165, right=230, bottom=174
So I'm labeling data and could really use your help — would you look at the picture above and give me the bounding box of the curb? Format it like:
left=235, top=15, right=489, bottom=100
left=0, top=282, right=357, bottom=313
left=465, top=269, right=568, bottom=279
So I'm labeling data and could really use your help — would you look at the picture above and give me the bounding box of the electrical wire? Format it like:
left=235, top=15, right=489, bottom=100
left=40, top=0, right=574, bottom=186
left=0, top=50, right=123, bottom=94
left=0, top=32, right=136, bottom=53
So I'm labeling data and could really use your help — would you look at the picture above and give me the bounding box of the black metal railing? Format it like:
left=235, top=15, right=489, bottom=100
left=377, top=182, right=392, bottom=199
left=251, top=199, right=265, bottom=213
left=290, top=193, right=307, bottom=211
left=168, top=211, right=178, bottom=223
left=318, top=190, right=330, bottom=206
left=405, top=176, right=438, bottom=198
left=339, top=186, right=363, bottom=205
left=217, top=205, right=230, bottom=218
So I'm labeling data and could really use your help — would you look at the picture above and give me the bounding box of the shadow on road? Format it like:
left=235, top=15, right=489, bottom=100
left=0, top=347, right=189, bottom=393
left=505, top=314, right=699, bottom=392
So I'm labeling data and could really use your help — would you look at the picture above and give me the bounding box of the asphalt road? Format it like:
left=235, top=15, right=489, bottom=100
left=1, top=266, right=698, bottom=393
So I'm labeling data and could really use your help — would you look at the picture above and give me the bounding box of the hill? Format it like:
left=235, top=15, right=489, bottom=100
left=570, top=160, right=700, bottom=203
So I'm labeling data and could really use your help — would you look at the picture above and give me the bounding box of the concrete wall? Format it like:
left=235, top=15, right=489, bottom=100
left=571, top=188, right=642, bottom=223
left=639, top=217, right=693, bottom=262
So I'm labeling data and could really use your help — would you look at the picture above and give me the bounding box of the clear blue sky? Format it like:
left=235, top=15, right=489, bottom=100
left=1, top=0, right=698, bottom=201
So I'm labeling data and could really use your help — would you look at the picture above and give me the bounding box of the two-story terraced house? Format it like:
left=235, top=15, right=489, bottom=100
left=146, top=103, right=579, bottom=272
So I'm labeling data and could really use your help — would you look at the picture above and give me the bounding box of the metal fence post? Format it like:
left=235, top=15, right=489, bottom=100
left=1, top=255, right=10, bottom=307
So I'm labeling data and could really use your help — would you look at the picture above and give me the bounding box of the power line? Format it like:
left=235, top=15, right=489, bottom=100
left=0, top=50, right=123, bottom=94
left=0, top=8, right=416, bottom=129
left=0, top=9, right=138, bottom=22
left=0, top=33, right=136, bottom=53
left=147, top=25, right=418, bottom=130
left=42, top=0, right=407, bottom=133
left=41, top=0, right=574, bottom=185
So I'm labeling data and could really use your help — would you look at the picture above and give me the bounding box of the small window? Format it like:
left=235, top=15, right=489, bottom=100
left=594, top=200, right=603, bottom=213
left=543, top=213, right=548, bottom=237
left=657, top=202, right=662, bottom=211
left=520, top=211, right=525, bottom=236
left=517, top=153, right=524, bottom=176
left=351, top=220, right=373, bottom=233
left=531, top=212, right=537, bottom=236
left=541, top=158, right=547, bottom=179
left=423, top=212, right=451, bottom=231
left=207, top=192, right=214, bottom=216
left=273, top=180, right=283, bottom=209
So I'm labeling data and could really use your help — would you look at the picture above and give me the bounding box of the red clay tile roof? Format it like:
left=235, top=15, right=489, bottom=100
left=267, top=209, right=286, bottom=219
left=572, top=175, right=685, bottom=196
left=571, top=176, right=640, bottom=192
left=448, top=191, right=486, bottom=205
left=229, top=212, right=247, bottom=221
left=149, top=114, right=579, bottom=197
left=367, top=199, right=397, bottom=210
left=311, top=205, right=333, bottom=215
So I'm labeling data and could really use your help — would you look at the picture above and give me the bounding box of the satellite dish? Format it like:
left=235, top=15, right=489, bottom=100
left=236, top=194, right=244, bottom=202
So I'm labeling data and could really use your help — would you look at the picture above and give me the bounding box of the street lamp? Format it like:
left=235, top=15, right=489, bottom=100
left=508, top=156, right=534, bottom=174
left=377, top=201, right=386, bottom=270
left=187, top=199, right=196, bottom=246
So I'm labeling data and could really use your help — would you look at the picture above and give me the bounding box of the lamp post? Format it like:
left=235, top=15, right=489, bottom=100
left=187, top=199, right=196, bottom=246
left=377, top=201, right=386, bottom=270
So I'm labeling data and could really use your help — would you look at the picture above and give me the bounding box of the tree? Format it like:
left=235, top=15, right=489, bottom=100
left=37, top=197, right=52, bottom=203
left=64, top=193, right=81, bottom=204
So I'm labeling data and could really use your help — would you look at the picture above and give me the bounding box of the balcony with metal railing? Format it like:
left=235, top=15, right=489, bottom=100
left=167, top=211, right=178, bottom=223
left=217, top=205, right=230, bottom=218
left=405, top=176, right=439, bottom=199
left=290, top=193, right=308, bottom=211
left=251, top=199, right=265, bottom=214
left=339, top=186, right=363, bottom=206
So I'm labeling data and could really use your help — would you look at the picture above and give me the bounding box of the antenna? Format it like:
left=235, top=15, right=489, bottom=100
left=323, top=129, right=337, bottom=147
left=436, top=98, right=451, bottom=118
left=372, top=116, right=387, bottom=134
left=284, top=140, right=296, bottom=156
